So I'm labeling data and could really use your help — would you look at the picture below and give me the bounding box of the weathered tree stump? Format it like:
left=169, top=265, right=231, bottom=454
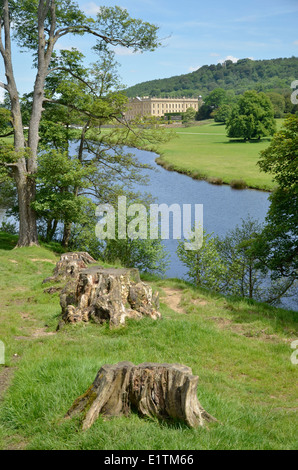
left=43, top=252, right=97, bottom=284
left=66, top=362, right=216, bottom=430
left=58, top=266, right=161, bottom=329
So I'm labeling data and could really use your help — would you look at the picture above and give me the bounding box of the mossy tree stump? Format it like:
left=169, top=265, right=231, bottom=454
left=66, top=362, right=216, bottom=430
left=59, top=266, right=161, bottom=329
left=43, top=252, right=97, bottom=284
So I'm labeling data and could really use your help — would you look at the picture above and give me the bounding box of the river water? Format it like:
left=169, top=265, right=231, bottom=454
left=1, top=145, right=295, bottom=310
left=129, top=148, right=296, bottom=311
left=131, top=148, right=270, bottom=275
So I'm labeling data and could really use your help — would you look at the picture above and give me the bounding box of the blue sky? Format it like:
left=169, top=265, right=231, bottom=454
left=2, top=0, right=298, bottom=98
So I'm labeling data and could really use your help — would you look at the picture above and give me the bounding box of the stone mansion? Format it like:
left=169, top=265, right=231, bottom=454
left=124, top=96, right=202, bottom=120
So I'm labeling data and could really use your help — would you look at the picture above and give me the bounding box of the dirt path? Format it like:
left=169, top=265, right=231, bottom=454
left=162, top=287, right=186, bottom=314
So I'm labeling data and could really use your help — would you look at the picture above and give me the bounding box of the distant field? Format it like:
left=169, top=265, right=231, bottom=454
left=156, top=120, right=285, bottom=191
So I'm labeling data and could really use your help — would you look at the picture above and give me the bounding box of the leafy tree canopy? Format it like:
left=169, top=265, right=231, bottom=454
left=254, top=115, right=298, bottom=282
left=226, top=90, right=276, bottom=140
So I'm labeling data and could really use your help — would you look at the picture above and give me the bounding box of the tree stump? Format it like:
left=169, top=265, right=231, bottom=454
left=66, top=362, right=216, bottom=430
left=58, top=266, right=161, bottom=329
left=43, top=252, right=97, bottom=284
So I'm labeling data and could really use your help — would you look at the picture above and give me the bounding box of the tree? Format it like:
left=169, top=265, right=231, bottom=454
left=0, top=1, right=160, bottom=246
left=32, top=149, right=95, bottom=243
left=255, top=115, right=298, bottom=285
left=33, top=45, right=172, bottom=247
left=226, top=90, right=276, bottom=141
left=182, top=107, right=196, bottom=125
left=266, top=92, right=285, bottom=118
left=177, top=218, right=296, bottom=304
left=204, top=88, right=228, bottom=109
left=176, top=230, right=227, bottom=291
left=213, top=104, right=232, bottom=123
left=218, top=218, right=268, bottom=299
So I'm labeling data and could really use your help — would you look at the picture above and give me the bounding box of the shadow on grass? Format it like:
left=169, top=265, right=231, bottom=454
left=222, top=138, right=272, bottom=144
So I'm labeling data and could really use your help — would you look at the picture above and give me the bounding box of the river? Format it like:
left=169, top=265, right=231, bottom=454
left=129, top=148, right=296, bottom=311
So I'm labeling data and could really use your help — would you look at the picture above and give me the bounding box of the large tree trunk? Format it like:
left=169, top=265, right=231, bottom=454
left=14, top=167, right=39, bottom=247
left=58, top=265, right=161, bottom=329
left=66, top=362, right=216, bottom=430
left=62, top=222, right=72, bottom=248
left=0, top=0, right=58, bottom=247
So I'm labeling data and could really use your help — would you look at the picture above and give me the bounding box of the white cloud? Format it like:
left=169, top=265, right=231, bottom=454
left=293, top=40, right=298, bottom=46
left=82, top=2, right=100, bottom=15
left=113, top=47, right=140, bottom=56
left=210, top=52, right=220, bottom=57
left=219, top=55, right=239, bottom=64
left=188, top=65, right=201, bottom=72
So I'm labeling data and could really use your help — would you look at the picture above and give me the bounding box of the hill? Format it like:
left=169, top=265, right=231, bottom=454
left=125, top=56, right=298, bottom=99
left=0, top=232, right=297, bottom=450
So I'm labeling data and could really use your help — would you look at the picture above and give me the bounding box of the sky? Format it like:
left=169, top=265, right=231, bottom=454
left=1, top=0, right=298, bottom=98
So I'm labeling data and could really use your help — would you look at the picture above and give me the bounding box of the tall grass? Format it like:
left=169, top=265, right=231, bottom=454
left=0, top=234, right=297, bottom=450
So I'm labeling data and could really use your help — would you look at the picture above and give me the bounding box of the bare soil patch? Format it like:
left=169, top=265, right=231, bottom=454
left=162, top=287, right=186, bottom=314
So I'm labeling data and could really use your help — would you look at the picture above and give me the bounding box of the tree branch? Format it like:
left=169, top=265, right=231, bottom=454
left=46, top=66, right=94, bottom=93
left=0, top=81, right=8, bottom=91
left=0, top=130, right=14, bottom=138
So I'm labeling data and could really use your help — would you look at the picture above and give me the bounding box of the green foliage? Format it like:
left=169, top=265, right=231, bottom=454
left=213, top=104, right=232, bottom=123
left=11, top=0, right=89, bottom=51
left=104, top=237, right=169, bottom=276
left=31, top=46, right=171, bottom=248
left=125, top=56, right=298, bottom=100
left=0, top=219, right=17, bottom=235
left=266, top=92, right=286, bottom=118
left=182, top=107, right=196, bottom=124
left=226, top=91, right=276, bottom=140
left=258, top=114, right=298, bottom=189
left=177, top=218, right=296, bottom=304
left=255, top=115, right=298, bottom=281
left=0, top=180, right=17, bottom=210
left=32, top=150, right=95, bottom=226
left=204, top=88, right=228, bottom=109
left=217, top=218, right=267, bottom=299
left=177, top=230, right=227, bottom=290
left=0, top=108, right=12, bottom=132
left=94, top=6, right=160, bottom=52
left=103, top=208, right=170, bottom=276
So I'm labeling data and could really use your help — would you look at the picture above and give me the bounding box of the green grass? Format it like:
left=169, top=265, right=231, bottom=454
left=156, top=120, right=285, bottom=191
left=0, top=233, right=297, bottom=450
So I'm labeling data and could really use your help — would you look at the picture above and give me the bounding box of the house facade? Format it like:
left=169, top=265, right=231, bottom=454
left=125, top=96, right=201, bottom=120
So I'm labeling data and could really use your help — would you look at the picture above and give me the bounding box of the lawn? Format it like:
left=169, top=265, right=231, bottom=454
left=0, top=233, right=297, bottom=450
left=156, top=120, right=285, bottom=191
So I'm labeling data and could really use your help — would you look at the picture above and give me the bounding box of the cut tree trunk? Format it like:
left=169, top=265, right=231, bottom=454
left=59, top=265, right=161, bottom=329
left=66, top=362, right=216, bottom=430
left=43, top=252, right=97, bottom=284
left=14, top=164, right=39, bottom=247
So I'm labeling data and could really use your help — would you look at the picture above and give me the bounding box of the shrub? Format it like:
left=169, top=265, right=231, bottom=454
left=230, top=179, right=247, bottom=189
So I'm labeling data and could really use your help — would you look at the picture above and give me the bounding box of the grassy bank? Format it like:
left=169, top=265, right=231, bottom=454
left=156, top=120, right=285, bottom=191
left=0, top=233, right=297, bottom=450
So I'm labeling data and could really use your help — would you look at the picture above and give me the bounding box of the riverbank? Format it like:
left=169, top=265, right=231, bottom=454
left=156, top=120, right=284, bottom=191
left=0, top=233, right=297, bottom=450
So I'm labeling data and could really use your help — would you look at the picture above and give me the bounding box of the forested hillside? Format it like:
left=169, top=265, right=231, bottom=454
left=125, top=57, right=298, bottom=98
